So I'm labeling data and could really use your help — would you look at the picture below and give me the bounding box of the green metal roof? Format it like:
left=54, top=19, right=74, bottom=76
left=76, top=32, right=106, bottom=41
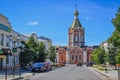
left=71, top=18, right=82, bottom=28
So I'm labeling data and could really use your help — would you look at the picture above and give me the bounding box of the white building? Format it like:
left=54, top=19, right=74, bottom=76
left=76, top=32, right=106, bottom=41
left=0, top=14, right=52, bottom=69
left=26, top=33, right=52, bottom=51
left=0, top=14, right=29, bottom=69
left=0, top=14, right=13, bottom=69
left=38, top=36, right=52, bottom=50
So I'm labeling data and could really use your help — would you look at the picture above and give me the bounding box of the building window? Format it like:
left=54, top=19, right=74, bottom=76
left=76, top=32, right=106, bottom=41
left=1, top=34, right=4, bottom=46
left=75, top=55, right=78, bottom=60
left=80, top=36, right=83, bottom=42
left=75, top=35, right=78, bottom=42
left=6, top=36, right=9, bottom=47
left=79, top=55, right=81, bottom=60
left=72, top=55, right=74, bottom=60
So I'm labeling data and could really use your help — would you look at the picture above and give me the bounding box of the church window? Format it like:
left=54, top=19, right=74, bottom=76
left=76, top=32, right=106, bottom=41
left=72, top=55, right=74, bottom=60
left=79, top=55, right=81, bottom=60
left=75, top=35, right=78, bottom=42
left=81, top=36, right=83, bottom=42
left=75, top=55, right=78, bottom=60
left=1, top=34, right=4, bottom=46
left=69, top=36, right=71, bottom=42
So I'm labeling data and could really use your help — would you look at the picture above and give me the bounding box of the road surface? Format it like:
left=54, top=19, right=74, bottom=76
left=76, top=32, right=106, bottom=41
left=25, top=64, right=110, bottom=80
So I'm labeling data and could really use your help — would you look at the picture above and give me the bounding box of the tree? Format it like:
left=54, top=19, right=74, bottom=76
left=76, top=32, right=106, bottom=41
left=91, top=48, right=99, bottom=64
left=26, top=36, right=39, bottom=62
left=98, top=47, right=107, bottom=64
left=48, top=46, right=56, bottom=65
left=38, top=42, right=47, bottom=62
left=19, top=41, right=33, bottom=67
left=91, top=47, right=107, bottom=65
left=108, top=47, right=117, bottom=66
left=107, top=7, right=120, bottom=67
left=116, top=51, right=120, bottom=63
left=112, top=8, right=120, bottom=32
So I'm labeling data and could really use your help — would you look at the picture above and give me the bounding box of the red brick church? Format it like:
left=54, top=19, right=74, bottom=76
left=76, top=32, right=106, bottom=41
left=56, top=8, right=96, bottom=64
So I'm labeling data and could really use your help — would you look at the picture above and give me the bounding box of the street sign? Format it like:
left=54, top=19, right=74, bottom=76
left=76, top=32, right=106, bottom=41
left=0, top=48, right=12, bottom=56
left=0, top=55, right=6, bottom=58
left=12, top=48, right=17, bottom=53
left=116, top=64, right=120, bottom=67
left=0, top=50, right=2, bottom=54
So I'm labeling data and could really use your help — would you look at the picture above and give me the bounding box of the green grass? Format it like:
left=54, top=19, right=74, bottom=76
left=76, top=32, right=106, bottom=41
left=93, top=65, right=105, bottom=71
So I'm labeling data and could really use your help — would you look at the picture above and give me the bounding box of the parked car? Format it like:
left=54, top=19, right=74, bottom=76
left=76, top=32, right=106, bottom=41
left=44, top=62, right=52, bottom=71
left=31, top=62, right=46, bottom=72
left=86, top=62, right=93, bottom=67
left=76, top=62, right=82, bottom=66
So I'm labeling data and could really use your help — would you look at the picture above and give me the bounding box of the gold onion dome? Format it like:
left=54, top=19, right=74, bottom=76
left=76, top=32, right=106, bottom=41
left=74, top=9, right=79, bottom=16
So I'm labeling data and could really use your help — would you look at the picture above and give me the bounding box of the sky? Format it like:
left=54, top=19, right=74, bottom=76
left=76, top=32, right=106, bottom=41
left=0, top=0, right=120, bottom=46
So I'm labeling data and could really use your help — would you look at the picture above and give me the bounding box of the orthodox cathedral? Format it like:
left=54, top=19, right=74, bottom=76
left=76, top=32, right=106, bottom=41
left=56, top=8, right=97, bottom=64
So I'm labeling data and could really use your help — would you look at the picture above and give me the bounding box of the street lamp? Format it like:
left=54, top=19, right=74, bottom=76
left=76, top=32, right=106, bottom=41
left=9, top=34, right=20, bottom=79
left=19, top=44, right=25, bottom=78
left=4, top=48, right=12, bottom=80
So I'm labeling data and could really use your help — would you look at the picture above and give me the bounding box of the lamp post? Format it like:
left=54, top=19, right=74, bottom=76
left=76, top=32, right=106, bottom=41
left=5, top=49, right=12, bottom=80
left=9, top=34, right=20, bottom=79
left=19, top=44, right=25, bottom=78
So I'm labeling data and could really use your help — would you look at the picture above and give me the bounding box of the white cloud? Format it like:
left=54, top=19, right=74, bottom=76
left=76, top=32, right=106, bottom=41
left=85, top=17, right=91, bottom=20
left=27, top=21, right=38, bottom=26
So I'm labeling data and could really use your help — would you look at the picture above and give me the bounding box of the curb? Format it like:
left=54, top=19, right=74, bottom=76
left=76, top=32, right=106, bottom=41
left=10, top=73, right=35, bottom=80
left=93, top=69, right=110, bottom=78
left=10, top=77, right=24, bottom=80
left=89, top=67, right=113, bottom=80
left=85, top=66, right=113, bottom=80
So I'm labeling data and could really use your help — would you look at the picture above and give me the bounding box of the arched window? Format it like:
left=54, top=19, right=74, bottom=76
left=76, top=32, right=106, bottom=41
left=72, top=55, right=74, bottom=60
left=75, top=35, right=78, bottom=41
left=76, top=55, right=78, bottom=60
left=79, top=55, right=81, bottom=60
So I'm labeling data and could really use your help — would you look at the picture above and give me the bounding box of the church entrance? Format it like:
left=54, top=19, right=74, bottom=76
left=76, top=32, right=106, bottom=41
left=69, top=45, right=83, bottom=64
left=71, top=54, right=82, bottom=64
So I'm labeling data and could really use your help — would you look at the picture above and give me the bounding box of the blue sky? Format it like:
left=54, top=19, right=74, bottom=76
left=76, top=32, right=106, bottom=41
left=0, top=0, right=120, bottom=46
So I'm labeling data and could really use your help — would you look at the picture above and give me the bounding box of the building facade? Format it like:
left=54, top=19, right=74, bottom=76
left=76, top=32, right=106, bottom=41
left=57, top=8, right=95, bottom=64
left=0, top=14, right=29, bottom=69
left=0, top=14, right=12, bottom=69
left=38, top=36, right=52, bottom=51
left=68, top=8, right=85, bottom=64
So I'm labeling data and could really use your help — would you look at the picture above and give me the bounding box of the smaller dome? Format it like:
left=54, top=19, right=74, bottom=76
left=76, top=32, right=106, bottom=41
left=74, top=10, right=79, bottom=16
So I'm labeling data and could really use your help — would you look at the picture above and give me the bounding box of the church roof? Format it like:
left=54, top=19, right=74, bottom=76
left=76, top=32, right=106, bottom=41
left=71, top=18, right=82, bottom=28
left=70, top=8, right=82, bottom=29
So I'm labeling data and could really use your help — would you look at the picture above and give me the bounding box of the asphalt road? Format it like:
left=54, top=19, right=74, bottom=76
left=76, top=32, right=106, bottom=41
left=26, top=64, right=109, bottom=80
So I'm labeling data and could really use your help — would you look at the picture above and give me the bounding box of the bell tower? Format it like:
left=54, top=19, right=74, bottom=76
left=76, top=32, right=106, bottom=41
left=68, top=7, right=85, bottom=48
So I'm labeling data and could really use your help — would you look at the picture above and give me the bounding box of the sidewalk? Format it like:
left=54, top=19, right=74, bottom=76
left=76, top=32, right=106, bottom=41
left=0, top=69, right=34, bottom=80
left=0, top=66, right=57, bottom=80
left=86, top=66, right=118, bottom=80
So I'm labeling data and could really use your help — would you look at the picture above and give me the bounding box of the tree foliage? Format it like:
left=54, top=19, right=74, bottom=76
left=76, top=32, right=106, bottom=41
left=19, top=41, right=33, bottom=67
left=116, top=51, right=120, bottom=63
left=20, top=36, right=47, bottom=67
left=90, top=8, right=120, bottom=66
left=91, top=47, right=107, bottom=65
left=108, top=47, right=117, bottom=66
left=108, top=7, right=120, bottom=64
left=48, top=46, right=56, bottom=63
left=26, top=36, right=39, bottom=62
left=112, top=8, right=120, bottom=32
left=38, top=42, right=46, bottom=62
